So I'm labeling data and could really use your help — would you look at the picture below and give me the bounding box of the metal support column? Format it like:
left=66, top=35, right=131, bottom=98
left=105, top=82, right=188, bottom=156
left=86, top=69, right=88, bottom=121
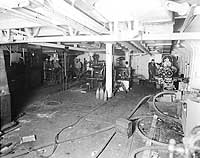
left=106, top=43, right=113, bottom=98
left=0, top=48, right=11, bottom=127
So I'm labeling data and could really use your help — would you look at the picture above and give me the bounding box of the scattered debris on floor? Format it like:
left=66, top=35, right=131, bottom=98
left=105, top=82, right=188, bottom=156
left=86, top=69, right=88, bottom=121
left=18, top=120, right=31, bottom=124
left=36, top=111, right=58, bottom=118
left=20, top=135, right=37, bottom=144
left=2, top=85, right=199, bottom=158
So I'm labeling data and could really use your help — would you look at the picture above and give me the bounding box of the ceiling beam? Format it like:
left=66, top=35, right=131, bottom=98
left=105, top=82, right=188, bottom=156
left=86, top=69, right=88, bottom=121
left=131, top=41, right=151, bottom=54
left=0, top=18, right=44, bottom=29
left=88, top=49, right=106, bottom=52
left=1, top=32, right=200, bottom=44
left=24, top=3, right=102, bottom=35
left=0, top=1, right=106, bottom=35
left=73, top=0, right=109, bottom=23
left=0, top=7, right=68, bottom=35
left=119, top=42, right=136, bottom=51
left=147, top=42, right=172, bottom=46
left=48, top=0, right=109, bottom=34
left=29, top=42, right=65, bottom=49
left=120, top=41, right=150, bottom=54
left=67, top=46, right=88, bottom=52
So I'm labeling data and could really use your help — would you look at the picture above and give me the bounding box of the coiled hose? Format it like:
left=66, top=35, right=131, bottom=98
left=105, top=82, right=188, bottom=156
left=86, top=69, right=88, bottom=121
left=152, top=91, right=180, bottom=122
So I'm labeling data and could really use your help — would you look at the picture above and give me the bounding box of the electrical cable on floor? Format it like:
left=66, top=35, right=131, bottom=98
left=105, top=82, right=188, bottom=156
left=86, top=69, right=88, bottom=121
left=39, top=102, right=108, bottom=158
left=95, top=131, right=116, bottom=158
left=11, top=125, right=114, bottom=158
left=127, top=95, right=152, bottom=119
left=8, top=102, right=109, bottom=158
left=94, top=95, right=152, bottom=158
left=4, top=95, right=152, bottom=158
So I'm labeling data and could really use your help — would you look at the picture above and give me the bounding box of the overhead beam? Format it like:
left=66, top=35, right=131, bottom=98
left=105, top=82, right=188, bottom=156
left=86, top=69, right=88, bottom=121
left=120, top=41, right=150, bottom=55
left=1, top=32, right=200, bottom=44
left=29, top=42, right=65, bottom=49
left=67, top=46, right=88, bottom=51
left=147, top=42, right=172, bottom=46
left=73, top=0, right=109, bottom=23
left=0, top=18, right=44, bottom=29
left=0, top=6, right=68, bottom=35
left=49, top=0, right=109, bottom=34
left=131, top=41, right=151, bottom=55
left=22, top=5, right=100, bottom=35
left=0, top=10, right=103, bottom=35
left=119, top=42, right=136, bottom=51
left=89, top=49, right=106, bottom=52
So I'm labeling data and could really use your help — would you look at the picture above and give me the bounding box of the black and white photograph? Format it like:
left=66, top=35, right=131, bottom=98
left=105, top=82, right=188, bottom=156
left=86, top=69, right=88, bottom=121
left=1, top=0, right=200, bottom=158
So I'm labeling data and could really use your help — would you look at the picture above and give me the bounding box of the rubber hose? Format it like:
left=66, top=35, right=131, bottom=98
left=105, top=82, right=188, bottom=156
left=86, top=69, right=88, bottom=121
left=127, top=95, right=152, bottom=120
left=152, top=91, right=180, bottom=122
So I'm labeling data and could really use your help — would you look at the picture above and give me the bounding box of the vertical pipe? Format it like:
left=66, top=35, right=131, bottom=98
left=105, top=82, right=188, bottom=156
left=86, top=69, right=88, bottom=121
left=106, top=43, right=113, bottom=98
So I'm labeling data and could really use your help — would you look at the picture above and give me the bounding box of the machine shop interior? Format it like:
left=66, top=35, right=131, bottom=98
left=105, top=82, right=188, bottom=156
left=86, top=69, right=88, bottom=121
left=1, top=0, right=200, bottom=158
